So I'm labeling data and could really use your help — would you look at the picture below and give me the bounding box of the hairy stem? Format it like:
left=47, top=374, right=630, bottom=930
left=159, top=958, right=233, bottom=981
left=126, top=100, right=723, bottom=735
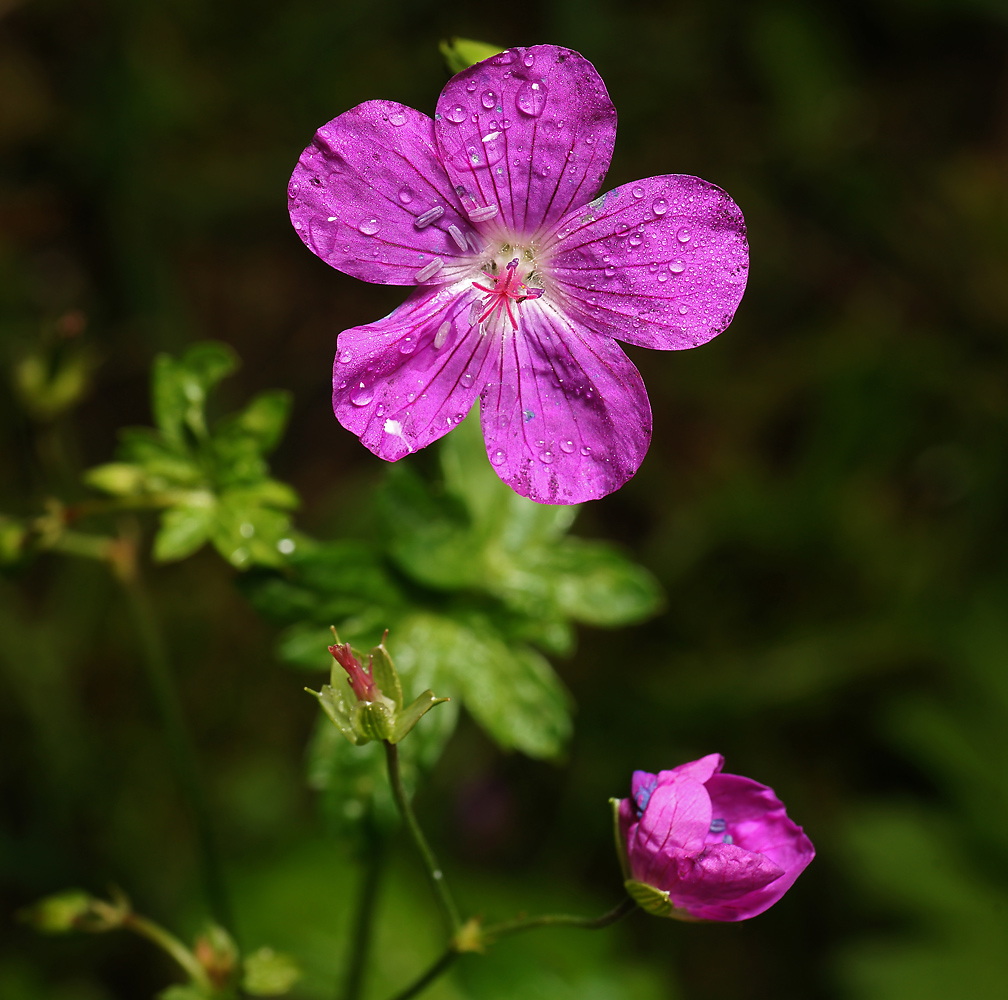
left=383, top=741, right=460, bottom=935
left=122, top=566, right=233, bottom=934
left=341, top=828, right=385, bottom=1000
left=480, top=896, right=637, bottom=940
left=124, top=912, right=211, bottom=990
left=386, top=949, right=458, bottom=1000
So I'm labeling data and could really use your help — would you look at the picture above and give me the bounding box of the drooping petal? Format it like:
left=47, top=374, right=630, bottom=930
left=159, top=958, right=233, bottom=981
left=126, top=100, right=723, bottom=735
left=434, top=45, right=617, bottom=240
left=290, top=101, right=477, bottom=286
left=705, top=774, right=816, bottom=876
left=546, top=174, right=748, bottom=350
left=668, top=844, right=785, bottom=921
left=333, top=282, right=495, bottom=459
left=657, top=753, right=724, bottom=787
left=479, top=299, right=651, bottom=504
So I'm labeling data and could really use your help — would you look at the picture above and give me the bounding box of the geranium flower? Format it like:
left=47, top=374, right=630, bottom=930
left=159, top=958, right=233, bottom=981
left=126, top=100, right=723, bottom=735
left=615, top=754, right=815, bottom=921
left=289, top=44, right=748, bottom=503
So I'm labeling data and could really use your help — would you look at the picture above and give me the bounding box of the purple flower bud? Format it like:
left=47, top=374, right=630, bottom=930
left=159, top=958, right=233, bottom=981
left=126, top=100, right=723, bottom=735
left=617, top=754, right=814, bottom=921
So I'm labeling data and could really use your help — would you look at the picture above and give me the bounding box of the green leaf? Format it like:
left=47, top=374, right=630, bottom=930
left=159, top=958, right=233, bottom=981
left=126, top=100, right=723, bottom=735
left=439, top=37, right=505, bottom=74
left=17, top=890, right=96, bottom=933
left=209, top=501, right=293, bottom=569
left=153, top=503, right=216, bottom=562
left=152, top=342, right=237, bottom=445
left=394, top=612, right=572, bottom=759
left=219, top=391, right=292, bottom=454
left=82, top=462, right=147, bottom=496
left=242, top=947, right=301, bottom=996
left=157, top=986, right=211, bottom=1000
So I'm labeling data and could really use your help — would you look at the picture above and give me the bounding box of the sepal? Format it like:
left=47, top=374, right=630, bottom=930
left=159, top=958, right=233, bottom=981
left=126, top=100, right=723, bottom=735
left=609, top=797, right=631, bottom=880
left=624, top=879, right=701, bottom=921
left=392, top=690, right=450, bottom=743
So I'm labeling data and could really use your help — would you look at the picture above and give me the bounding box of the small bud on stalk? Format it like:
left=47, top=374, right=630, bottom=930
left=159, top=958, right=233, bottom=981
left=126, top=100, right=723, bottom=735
left=307, top=628, right=448, bottom=745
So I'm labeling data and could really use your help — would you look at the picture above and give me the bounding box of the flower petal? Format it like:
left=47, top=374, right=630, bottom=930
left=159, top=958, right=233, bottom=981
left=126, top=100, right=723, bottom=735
left=546, top=174, right=748, bottom=350
left=434, top=45, right=617, bottom=240
left=669, top=844, right=785, bottom=921
left=634, top=778, right=711, bottom=862
left=290, top=101, right=476, bottom=286
left=705, top=774, right=816, bottom=877
left=478, top=300, right=651, bottom=504
left=333, top=282, right=494, bottom=458
left=657, top=753, right=725, bottom=787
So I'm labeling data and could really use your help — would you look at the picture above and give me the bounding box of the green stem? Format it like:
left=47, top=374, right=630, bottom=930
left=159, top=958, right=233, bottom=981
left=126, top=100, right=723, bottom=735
left=383, top=741, right=460, bottom=935
left=124, top=912, right=211, bottom=990
left=386, top=949, right=458, bottom=1000
left=480, top=896, right=637, bottom=941
left=122, top=567, right=233, bottom=934
left=341, top=828, right=385, bottom=1000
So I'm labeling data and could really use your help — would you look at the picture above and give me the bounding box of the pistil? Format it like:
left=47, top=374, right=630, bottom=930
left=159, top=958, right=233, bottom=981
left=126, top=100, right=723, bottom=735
left=472, top=258, right=543, bottom=331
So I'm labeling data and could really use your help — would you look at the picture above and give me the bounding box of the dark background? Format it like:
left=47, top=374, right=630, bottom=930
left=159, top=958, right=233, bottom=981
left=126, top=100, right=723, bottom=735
left=3, top=0, right=1008, bottom=997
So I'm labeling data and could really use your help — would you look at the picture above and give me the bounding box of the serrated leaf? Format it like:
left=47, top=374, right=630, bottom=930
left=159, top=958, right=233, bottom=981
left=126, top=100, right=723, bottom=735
left=242, top=947, right=300, bottom=995
left=153, top=504, right=215, bottom=562
left=394, top=612, right=572, bottom=759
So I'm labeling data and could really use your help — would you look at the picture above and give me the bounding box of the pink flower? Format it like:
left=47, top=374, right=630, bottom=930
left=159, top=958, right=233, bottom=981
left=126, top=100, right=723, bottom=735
left=617, top=754, right=814, bottom=921
left=289, top=45, right=748, bottom=503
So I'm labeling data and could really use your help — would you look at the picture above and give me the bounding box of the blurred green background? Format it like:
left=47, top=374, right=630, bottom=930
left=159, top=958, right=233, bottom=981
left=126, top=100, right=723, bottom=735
left=3, top=0, right=1008, bottom=997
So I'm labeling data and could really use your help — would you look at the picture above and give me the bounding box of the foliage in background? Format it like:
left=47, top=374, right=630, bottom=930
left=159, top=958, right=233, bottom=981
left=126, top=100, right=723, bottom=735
left=3, top=0, right=1008, bottom=998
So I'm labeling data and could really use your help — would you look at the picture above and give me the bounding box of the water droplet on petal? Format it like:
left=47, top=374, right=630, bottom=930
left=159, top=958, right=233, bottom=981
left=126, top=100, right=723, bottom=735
left=538, top=447, right=554, bottom=464
left=657, top=271, right=669, bottom=283
left=491, top=448, right=506, bottom=465
left=580, top=445, right=592, bottom=457
left=678, top=304, right=689, bottom=315
left=398, top=186, right=414, bottom=204
left=523, top=52, right=535, bottom=67
left=481, top=90, right=497, bottom=109
left=351, top=382, right=374, bottom=406
left=388, top=109, right=407, bottom=127
left=287, top=181, right=299, bottom=198
left=358, top=218, right=380, bottom=236
left=629, top=233, right=643, bottom=247
left=446, top=105, right=467, bottom=123
left=560, top=439, right=575, bottom=454
left=677, top=227, right=691, bottom=243
left=460, top=372, right=474, bottom=388
left=632, top=186, right=644, bottom=199
left=515, top=79, right=548, bottom=117
left=398, top=335, right=415, bottom=355
left=465, top=80, right=477, bottom=93
left=338, top=348, right=352, bottom=363
left=604, top=265, right=616, bottom=278
left=652, top=198, right=668, bottom=216
left=670, top=259, right=686, bottom=274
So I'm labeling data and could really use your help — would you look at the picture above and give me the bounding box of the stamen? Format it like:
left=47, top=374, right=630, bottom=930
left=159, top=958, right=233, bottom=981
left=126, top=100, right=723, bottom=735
left=415, top=205, right=445, bottom=228
left=468, top=204, right=500, bottom=223
left=448, top=224, right=468, bottom=251
left=433, top=321, right=450, bottom=349
left=415, top=257, right=444, bottom=282
left=470, top=253, right=544, bottom=331
left=709, top=818, right=727, bottom=834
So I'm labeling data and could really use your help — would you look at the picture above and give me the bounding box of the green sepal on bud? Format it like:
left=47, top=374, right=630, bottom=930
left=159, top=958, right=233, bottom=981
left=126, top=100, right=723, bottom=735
left=307, top=629, right=448, bottom=746
left=439, top=37, right=505, bottom=74
left=242, top=947, right=301, bottom=996
left=609, top=797, right=631, bottom=880
left=622, top=880, right=702, bottom=921
left=194, top=923, right=239, bottom=991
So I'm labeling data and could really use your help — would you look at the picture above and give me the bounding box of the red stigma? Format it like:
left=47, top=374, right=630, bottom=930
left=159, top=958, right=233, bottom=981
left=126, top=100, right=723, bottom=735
left=329, top=642, right=378, bottom=702
left=472, top=258, right=543, bottom=330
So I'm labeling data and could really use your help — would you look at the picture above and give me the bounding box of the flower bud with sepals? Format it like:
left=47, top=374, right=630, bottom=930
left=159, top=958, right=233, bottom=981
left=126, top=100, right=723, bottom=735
left=307, top=628, right=448, bottom=745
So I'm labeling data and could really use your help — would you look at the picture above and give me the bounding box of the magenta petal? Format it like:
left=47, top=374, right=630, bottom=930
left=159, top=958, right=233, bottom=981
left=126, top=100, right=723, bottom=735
left=479, top=301, right=651, bottom=504
left=669, top=844, right=785, bottom=920
left=705, top=774, right=816, bottom=875
left=634, top=779, right=711, bottom=860
left=333, top=283, right=494, bottom=459
left=546, top=174, right=748, bottom=350
left=289, top=101, right=476, bottom=286
left=658, top=753, right=724, bottom=787
left=434, top=45, right=617, bottom=240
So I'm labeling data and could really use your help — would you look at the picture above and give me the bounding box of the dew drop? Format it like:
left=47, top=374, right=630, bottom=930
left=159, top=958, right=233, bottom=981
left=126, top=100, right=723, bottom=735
left=338, top=348, right=352, bottom=363
left=481, top=90, right=497, bottom=109
left=398, top=335, right=416, bottom=355
left=669, top=259, right=686, bottom=274
left=677, top=227, right=691, bottom=243
left=657, top=271, right=669, bottom=283
left=491, top=448, right=506, bottom=465
left=652, top=198, right=668, bottom=216
left=523, top=52, right=535, bottom=67
left=604, top=265, right=616, bottom=278
left=287, top=180, right=299, bottom=199
left=350, top=382, right=374, bottom=406
left=460, top=372, right=474, bottom=388
left=580, top=445, right=592, bottom=457
left=515, top=79, right=548, bottom=117
left=446, top=104, right=467, bottom=123
left=465, top=80, right=477, bottom=93
left=376, top=403, right=385, bottom=416
left=388, top=109, right=407, bottom=127
left=239, top=522, right=255, bottom=539
left=398, top=185, right=414, bottom=204
left=678, top=304, right=689, bottom=315
left=632, top=185, right=644, bottom=199
left=358, top=217, right=380, bottom=236
left=560, top=439, right=576, bottom=454
left=629, top=233, right=644, bottom=247
left=277, top=538, right=296, bottom=555
left=538, top=447, right=555, bottom=464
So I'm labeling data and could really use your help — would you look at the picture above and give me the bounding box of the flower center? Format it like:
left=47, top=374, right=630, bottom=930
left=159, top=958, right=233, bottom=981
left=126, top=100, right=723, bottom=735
left=472, top=255, right=543, bottom=332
